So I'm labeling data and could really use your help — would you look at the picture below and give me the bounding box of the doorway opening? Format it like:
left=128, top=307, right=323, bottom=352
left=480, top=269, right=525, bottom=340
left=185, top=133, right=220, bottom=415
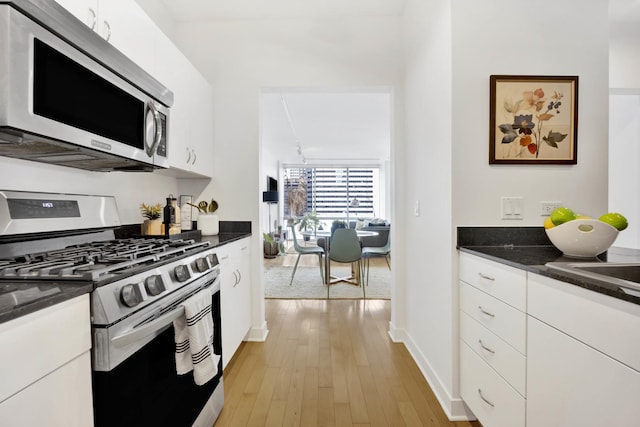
left=260, top=89, right=393, bottom=299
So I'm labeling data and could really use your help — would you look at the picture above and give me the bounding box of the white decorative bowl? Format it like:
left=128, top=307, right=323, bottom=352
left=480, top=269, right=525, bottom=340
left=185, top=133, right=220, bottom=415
left=545, top=219, right=619, bottom=258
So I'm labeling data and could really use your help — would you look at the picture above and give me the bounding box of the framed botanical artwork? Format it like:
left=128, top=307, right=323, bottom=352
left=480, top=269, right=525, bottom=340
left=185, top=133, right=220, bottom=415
left=489, top=75, right=578, bottom=164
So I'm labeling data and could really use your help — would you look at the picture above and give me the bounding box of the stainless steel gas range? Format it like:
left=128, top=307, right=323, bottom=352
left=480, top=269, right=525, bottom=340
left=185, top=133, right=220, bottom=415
left=0, top=190, right=223, bottom=427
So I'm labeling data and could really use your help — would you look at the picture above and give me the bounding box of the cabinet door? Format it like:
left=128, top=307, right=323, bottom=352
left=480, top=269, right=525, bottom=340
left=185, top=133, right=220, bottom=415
left=186, top=69, right=213, bottom=177
left=98, top=0, right=157, bottom=74
left=154, top=34, right=213, bottom=178
left=218, top=238, right=252, bottom=368
left=0, top=352, right=93, bottom=427
left=55, top=0, right=99, bottom=30
left=527, top=317, right=640, bottom=426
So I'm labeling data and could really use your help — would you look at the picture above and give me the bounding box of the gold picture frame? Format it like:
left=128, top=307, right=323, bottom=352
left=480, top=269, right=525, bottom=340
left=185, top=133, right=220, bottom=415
left=489, top=75, right=578, bottom=164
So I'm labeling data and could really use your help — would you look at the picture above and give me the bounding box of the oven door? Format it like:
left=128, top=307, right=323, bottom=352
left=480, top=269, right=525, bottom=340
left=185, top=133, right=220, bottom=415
left=91, top=276, right=222, bottom=427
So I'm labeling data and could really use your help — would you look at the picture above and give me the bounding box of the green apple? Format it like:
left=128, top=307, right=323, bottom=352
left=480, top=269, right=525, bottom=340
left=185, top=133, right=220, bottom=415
left=550, top=207, right=576, bottom=226
left=599, top=212, right=628, bottom=231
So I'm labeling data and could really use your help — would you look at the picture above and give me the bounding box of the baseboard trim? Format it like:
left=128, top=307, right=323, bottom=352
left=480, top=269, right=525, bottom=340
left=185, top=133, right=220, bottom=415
left=245, top=321, right=269, bottom=342
left=400, top=332, right=476, bottom=421
left=388, top=320, right=405, bottom=342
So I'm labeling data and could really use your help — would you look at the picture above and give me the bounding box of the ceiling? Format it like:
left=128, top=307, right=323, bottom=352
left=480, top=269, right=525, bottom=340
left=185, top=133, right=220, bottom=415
left=143, top=0, right=639, bottom=166
left=261, top=92, right=391, bottom=165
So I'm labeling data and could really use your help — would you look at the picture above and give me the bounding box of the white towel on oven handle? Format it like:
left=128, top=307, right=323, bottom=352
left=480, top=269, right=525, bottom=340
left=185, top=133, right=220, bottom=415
left=173, top=288, right=220, bottom=385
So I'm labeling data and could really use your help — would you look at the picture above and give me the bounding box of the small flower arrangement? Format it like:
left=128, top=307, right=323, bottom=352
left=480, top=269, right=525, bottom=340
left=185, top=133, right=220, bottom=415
left=140, top=203, right=162, bottom=220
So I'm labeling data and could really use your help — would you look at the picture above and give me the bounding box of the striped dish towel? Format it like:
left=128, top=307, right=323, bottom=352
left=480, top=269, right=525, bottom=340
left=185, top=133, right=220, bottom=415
left=173, top=288, right=220, bottom=385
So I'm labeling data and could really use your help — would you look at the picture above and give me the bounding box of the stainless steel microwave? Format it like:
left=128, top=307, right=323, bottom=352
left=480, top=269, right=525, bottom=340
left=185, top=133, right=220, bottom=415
left=0, top=1, right=172, bottom=172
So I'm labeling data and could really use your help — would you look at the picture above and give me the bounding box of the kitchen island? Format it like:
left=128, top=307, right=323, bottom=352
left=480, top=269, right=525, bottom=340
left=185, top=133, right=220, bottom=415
left=457, top=226, right=640, bottom=427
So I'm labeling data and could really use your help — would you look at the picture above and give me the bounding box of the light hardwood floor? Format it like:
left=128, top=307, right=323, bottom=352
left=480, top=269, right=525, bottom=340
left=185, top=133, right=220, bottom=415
left=215, top=298, right=480, bottom=426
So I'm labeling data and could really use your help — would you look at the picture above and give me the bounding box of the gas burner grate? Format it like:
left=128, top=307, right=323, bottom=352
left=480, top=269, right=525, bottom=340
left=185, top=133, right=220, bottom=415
left=0, top=237, right=209, bottom=282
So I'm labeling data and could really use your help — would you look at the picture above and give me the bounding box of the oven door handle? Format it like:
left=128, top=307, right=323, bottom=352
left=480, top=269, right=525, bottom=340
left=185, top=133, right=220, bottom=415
left=111, top=306, right=185, bottom=348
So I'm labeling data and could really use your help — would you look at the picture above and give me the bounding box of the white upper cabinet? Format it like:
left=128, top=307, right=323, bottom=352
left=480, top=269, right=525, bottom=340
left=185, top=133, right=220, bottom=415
left=55, top=0, right=156, bottom=78
left=55, top=0, right=213, bottom=178
left=153, top=33, right=213, bottom=178
left=96, top=0, right=157, bottom=75
left=54, top=0, right=99, bottom=31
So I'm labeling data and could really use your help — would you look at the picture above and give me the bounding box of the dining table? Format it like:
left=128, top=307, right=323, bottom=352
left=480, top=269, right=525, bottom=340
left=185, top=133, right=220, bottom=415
left=301, top=229, right=378, bottom=285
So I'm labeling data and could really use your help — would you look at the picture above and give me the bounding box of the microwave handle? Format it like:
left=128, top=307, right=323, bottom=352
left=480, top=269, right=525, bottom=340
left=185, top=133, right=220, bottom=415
left=144, top=102, right=162, bottom=157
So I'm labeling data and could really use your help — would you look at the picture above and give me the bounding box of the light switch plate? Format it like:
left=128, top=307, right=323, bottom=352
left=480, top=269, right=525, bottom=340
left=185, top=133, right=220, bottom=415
left=501, top=196, right=524, bottom=220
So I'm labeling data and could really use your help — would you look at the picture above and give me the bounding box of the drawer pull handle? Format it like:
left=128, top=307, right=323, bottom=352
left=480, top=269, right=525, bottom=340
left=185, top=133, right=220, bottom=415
left=478, top=389, right=495, bottom=407
left=478, top=306, right=495, bottom=317
left=478, top=272, right=495, bottom=281
left=478, top=340, right=495, bottom=354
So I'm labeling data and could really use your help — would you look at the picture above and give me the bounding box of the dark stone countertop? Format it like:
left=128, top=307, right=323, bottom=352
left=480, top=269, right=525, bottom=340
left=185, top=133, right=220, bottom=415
left=0, top=282, right=93, bottom=325
left=198, top=220, right=252, bottom=247
left=0, top=221, right=252, bottom=325
left=200, top=231, right=252, bottom=248
left=457, top=226, right=640, bottom=305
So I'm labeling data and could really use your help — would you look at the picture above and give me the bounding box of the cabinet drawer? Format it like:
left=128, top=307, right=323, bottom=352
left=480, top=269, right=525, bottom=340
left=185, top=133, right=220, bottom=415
left=459, top=253, right=526, bottom=310
left=460, top=341, right=525, bottom=427
left=0, top=295, right=90, bottom=404
left=528, top=273, right=640, bottom=373
left=460, top=282, right=526, bottom=354
left=460, top=311, right=526, bottom=396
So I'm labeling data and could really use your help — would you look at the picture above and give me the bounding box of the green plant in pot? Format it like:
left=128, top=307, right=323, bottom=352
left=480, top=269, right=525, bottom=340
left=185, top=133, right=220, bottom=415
left=297, top=211, right=320, bottom=241
left=188, top=198, right=219, bottom=236
left=140, top=202, right=163, bottom=235
left=263, top=232, right=279, bottom=259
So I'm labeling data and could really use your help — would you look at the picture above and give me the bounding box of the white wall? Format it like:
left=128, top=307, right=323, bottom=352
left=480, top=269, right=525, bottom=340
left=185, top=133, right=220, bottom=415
left=609, top=21, right=640, bottom=249
left=610, top=22, right=640, bottom=89
left=400, top=0, right=459, bottom=417
left=170, top=14, right=403, bottom=341
left=452, top=0, right=610, bottom=226
left=0, top=157, right=178, bottom=225
left=609, top=93, right=640, bottom=249
left=400, top=0, right=610, bottom=420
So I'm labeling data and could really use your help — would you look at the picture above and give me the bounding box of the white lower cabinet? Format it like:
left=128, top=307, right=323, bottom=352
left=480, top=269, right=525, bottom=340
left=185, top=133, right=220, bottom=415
left=460, top=253, right=640, bottom=427
left=459, top=253, right=527, bottom=427
left=218, top=237, right=252, bottom=369
left=527, top=316, right=640, bottom=427
left=0, top=294, right=93, bottom=427
left=460, top=341, right=525, bottom=427
left=527, top=273, right=640, bottom=426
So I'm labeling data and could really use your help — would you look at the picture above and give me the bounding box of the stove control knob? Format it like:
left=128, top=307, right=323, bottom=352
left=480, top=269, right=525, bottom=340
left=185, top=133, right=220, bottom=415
left=145, top=275, right=166, bottom=296
left=174, top=264, right=191, bottom=282
left=120, top=284, right=143, bottom=307
left=194, top=257, right=210, bottom=273
left=208, top=253, right=219, bottom=267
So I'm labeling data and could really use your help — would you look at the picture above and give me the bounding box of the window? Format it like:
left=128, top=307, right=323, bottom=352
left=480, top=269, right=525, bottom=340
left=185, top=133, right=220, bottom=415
left=283, top=167, right=379, bottom=221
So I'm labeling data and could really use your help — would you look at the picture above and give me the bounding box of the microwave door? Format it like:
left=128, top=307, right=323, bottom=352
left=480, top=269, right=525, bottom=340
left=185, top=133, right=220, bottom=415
left=0, top=6, right=169, bottom=171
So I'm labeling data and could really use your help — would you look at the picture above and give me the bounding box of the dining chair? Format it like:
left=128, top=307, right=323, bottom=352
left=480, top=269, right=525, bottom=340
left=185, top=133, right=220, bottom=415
left=328, top=228, right=364, bottom=292
left=289, top=225, right=325, bottom=286
left=361, top=229, right=390, bottom=286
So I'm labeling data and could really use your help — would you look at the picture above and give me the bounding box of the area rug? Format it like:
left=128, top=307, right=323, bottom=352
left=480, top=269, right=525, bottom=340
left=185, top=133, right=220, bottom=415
left=264, top=264, right=391, bottom=299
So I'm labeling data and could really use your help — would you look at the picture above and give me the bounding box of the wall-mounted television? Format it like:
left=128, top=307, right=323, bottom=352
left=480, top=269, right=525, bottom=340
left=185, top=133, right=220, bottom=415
left=267, top=176, right=278, bottom=192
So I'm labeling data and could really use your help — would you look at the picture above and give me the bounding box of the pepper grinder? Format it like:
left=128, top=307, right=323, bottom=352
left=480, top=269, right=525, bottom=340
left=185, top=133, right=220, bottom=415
left=163, top=196, right=175, bottom=236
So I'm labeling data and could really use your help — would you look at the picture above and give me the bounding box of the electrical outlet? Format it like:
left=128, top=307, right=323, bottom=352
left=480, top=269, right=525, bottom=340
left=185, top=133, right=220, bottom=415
left=540, top=201, right=562, bottom=216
